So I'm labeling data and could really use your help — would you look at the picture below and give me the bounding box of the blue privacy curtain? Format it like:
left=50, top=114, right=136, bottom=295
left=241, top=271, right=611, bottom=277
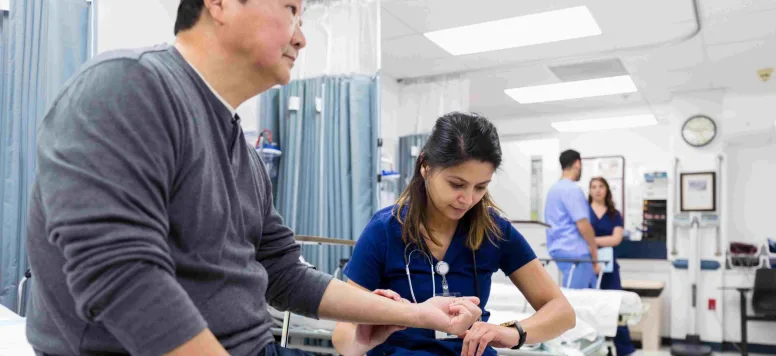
left=259, top=75, right=378, bottom=274
left=0, top=0, right=91, bottom=311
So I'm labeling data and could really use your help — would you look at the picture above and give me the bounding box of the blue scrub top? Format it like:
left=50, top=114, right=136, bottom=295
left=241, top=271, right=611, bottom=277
left=589, top=206, right=623, bottom=238
left=344, top=206, right=537, bottom=356
left=545, top=179, right=591, bottom=258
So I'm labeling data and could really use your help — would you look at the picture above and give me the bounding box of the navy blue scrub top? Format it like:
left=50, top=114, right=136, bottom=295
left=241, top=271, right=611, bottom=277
left=589, top=206, right=623, bottom=238
left=344, top=206, right=537, bottom=356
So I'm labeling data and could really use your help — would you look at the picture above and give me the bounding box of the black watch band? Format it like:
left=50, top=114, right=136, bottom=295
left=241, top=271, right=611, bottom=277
left=510, top=321, right=527, bottom=350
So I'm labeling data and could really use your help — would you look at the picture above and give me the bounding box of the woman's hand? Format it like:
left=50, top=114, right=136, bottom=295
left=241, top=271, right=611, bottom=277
left=461, top=322, right=519, bottom=356
left=347, top=289, right=409, bottom=355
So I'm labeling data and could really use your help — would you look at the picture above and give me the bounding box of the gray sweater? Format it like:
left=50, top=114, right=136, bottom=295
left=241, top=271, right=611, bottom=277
left=25, top=45, right=332, bottom=356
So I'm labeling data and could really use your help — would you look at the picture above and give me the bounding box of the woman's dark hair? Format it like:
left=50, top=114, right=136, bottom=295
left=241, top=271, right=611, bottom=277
left=588, top=177, right=617, bottom=219
left=393, top=112, right=503, bottom=251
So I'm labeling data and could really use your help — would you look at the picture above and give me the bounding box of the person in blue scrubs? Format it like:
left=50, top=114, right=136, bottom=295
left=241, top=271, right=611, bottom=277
left=588, top=177, right=635, bottom=356
left=332, top=112, right=576, bottom=356
left=545, top=150, right=600, bottom=289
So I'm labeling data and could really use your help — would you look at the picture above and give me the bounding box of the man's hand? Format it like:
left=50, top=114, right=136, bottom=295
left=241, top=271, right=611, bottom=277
left=349, top=289, right=409, bottom=354
left=593, top=262, right=601, bottom=275
left=461, top=322, right=520, bottom=356
left=417, top=296, right=482, bottom=336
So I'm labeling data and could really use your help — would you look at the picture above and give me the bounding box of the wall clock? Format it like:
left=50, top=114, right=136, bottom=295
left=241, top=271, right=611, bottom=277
left=682, top=115, right=717, bottom=147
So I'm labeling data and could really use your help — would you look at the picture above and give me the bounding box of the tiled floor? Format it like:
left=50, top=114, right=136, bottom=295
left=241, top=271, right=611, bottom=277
left=633, top=348, right=768, bottom=356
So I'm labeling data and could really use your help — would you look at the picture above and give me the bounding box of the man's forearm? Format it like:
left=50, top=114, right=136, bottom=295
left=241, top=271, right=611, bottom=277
left=578, top=223, right=598, bottom=260
left=587, top=239, right=598, bottom=261
left=318, top=279, right=420, bottom=327
left=332, top=322, right=367, bottom=356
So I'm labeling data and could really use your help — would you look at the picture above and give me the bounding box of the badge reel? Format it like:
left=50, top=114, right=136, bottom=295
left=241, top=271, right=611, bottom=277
left=433, top=261, right=461, bottom=340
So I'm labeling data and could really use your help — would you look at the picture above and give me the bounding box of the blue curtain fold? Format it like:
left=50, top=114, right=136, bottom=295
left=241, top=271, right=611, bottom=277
left=0, top=0, right=90, bottom=311
left=259, top=75, right=378, bottom=274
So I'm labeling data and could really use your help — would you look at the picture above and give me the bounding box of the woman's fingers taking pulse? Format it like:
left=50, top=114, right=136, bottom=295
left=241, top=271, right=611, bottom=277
left=373, top=289, right=402, bottom=302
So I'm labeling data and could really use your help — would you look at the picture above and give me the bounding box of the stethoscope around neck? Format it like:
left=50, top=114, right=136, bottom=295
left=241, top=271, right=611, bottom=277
left=403, top=242, right=480, bottom=304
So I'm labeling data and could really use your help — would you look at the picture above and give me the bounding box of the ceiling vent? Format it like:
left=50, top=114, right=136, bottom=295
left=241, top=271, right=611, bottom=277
left=548, top=58, right=629, bottom=82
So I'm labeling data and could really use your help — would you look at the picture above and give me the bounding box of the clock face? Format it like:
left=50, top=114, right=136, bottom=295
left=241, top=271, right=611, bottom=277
left=682, top=115, right=716, bottom=147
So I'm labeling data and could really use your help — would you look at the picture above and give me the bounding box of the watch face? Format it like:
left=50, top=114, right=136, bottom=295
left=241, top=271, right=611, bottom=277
left=682, top=115, right=716, bottom=147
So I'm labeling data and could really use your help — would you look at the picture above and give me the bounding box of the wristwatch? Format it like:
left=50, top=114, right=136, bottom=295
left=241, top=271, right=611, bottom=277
left=500, top=320, right=527, bottom=350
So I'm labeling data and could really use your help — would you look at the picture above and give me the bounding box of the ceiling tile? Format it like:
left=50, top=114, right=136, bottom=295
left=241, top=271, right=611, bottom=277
left=382, top=34, right=451, bottom=61
left=700, top=0, right=776, bottom=19
left=381, top=0, right=578, bottom=34
left=587, top=0, right=696, bottom=28
left=702, top=9, right=776, bottom=45
left=381, top=9, right=416, bottom=40
left=706, top=39, right=776, bottom=93
left=620, top=35, right=706, bottom=72
left=706, top=37, right=775, bottom=63
left=382, top=56, right=469, bottom=80
left=456, top=35, right=614, bottom=72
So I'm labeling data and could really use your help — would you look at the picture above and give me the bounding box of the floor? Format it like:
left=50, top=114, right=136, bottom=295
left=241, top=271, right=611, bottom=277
left=634, top=348, right=769, bottom=356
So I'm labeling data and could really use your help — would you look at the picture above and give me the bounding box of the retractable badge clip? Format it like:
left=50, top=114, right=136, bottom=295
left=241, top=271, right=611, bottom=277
left=434, top=261, right=461, bottom=340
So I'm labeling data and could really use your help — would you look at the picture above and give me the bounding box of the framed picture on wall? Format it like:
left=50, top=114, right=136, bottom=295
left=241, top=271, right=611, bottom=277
left=680, top=172, right=716, bottom=212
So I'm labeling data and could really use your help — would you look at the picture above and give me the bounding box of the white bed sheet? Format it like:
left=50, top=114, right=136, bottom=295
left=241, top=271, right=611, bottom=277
left=0, top=305, right=35, bottom=356
left=487, top=283, right=642, bottom=338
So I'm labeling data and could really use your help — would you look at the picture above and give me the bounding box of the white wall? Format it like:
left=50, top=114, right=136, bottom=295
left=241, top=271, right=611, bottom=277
left=502, top=138, right=561, bottom=223
left=488, top=141, right=531, bottom=221
left=726, top=140, right=776, bottom=246
left=723, top=92, right=776, bottom=247
left=717, top=94, right=776, bottom=347
left=96, top=0, right=261, bottom=138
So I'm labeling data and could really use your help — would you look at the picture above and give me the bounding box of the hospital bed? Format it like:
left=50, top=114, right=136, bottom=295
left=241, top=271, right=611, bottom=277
left=275, top=255, right=647, bottom=356
left=0, top=303, right=35, bottom=355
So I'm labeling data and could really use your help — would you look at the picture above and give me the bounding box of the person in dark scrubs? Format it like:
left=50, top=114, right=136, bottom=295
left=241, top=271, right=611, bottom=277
left=588, top=177, right=635, bottom=356
left=331, top=112, right=577, bottom=356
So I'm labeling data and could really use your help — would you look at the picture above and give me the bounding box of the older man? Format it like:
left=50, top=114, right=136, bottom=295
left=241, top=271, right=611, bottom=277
left=24, top=1, right=481, bottom=355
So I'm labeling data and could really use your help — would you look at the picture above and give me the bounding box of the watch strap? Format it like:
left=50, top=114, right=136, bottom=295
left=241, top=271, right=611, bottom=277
left=510, top=320, right=527, bottom=350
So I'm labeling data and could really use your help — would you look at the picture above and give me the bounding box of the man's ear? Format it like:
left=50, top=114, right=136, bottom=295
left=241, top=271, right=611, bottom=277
left=204, top=0, right=226, bottom=25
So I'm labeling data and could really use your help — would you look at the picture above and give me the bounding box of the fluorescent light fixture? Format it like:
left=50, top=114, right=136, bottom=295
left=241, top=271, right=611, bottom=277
left=551, top=114, right=657, bottom=133
left=505, top=75, right=638, bottom=104
left=424, top=6, right=601, bottom=56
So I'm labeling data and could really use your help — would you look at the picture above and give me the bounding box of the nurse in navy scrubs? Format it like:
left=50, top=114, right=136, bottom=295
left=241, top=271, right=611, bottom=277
left=588, top=177, right=635, bottom=356
left=332, top=112, right=576, bottom=356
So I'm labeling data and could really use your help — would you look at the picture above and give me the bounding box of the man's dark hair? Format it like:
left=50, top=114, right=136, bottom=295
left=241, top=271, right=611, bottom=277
left=174, top=0, right=247, bottom=35
left=559, top=149, right=581, bottom=170
left=174, top=0, right=204, bottom=35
